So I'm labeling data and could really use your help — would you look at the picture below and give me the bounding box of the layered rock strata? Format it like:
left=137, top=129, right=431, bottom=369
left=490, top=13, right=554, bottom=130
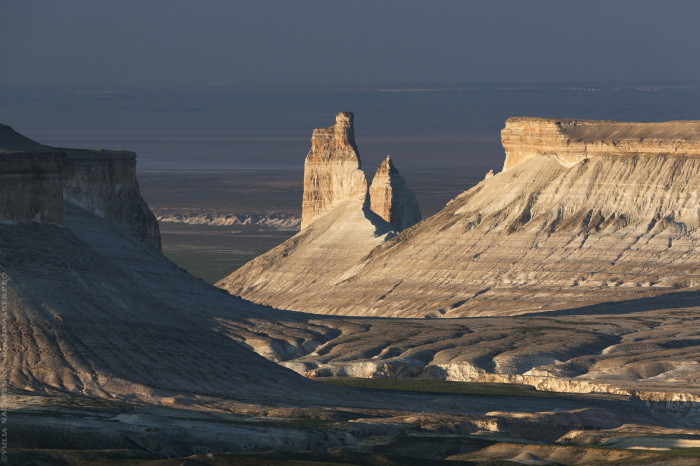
left=6, top=119, right=700, bottom=452
left=0, top=123, right=161, bottom=250
left=502, top=117, right=700, bottom=170
left=218, top=113, right=426, bottom=309
left=221, top=293, right=700, bottom=409
left=301, top=112, right=367, bottom=229
left=369, top=155, right=422, bottom=230
left=221, top=117, right=700, bottom=318
left=62, top=149, right=161, bottom=251
left=0, top=151, right=65, bottom=224
left=6, top=202, right=700, bottom=459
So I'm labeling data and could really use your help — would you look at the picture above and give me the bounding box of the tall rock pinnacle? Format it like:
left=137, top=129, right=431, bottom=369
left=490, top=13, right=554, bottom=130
left=369, top=155, right=422, bottom=231
left=301, top=112, right=368, bottom=229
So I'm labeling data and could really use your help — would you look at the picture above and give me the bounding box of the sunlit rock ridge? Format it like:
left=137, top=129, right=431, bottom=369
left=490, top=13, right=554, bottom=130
left=220, top=116, right=700, bottom=318
left=502, top=117, right=700, bottom=171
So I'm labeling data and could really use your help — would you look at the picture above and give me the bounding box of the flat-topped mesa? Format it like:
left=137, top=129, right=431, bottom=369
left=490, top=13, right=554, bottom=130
left=62, top=149, right=161, bottom=251
left=301, top=112, right=368, bottom=229
left=0, top=123, right=161, bottom=251
left=501, top=117, right=700, bottom=171
left=369, top=155, right=422, bottom=231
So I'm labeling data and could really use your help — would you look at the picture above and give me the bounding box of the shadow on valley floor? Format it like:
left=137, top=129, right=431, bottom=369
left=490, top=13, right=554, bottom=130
left=525, top=288, right=700, bottom=318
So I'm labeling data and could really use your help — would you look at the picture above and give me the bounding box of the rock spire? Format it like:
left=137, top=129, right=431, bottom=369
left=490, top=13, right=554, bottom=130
left=369, top=155, right=422, bottom=231
left=301, top=112, right=367, bottom=229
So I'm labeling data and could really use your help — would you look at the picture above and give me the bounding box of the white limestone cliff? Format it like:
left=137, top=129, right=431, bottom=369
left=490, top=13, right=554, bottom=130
left=301, top=112, right=367, bottom=229
left=218, top=113, right=398, bottom=307
left=220, top=117, right=700, bottom=318
left=369, top=155, right=422, bottom=231
left=501, top=117, right=700, bottom=171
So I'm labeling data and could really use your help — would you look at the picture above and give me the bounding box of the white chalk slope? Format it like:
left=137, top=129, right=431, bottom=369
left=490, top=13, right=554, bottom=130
left=222, top=153, right=700, bottom=317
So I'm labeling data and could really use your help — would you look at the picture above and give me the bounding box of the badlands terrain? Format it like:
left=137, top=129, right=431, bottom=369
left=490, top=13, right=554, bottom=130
left=217, top=113, right=700, bottom=399
left=4, top=116, right=700, bottom=464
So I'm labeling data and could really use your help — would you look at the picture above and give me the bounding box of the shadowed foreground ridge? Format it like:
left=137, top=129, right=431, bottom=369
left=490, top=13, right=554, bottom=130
left=0, top=123, right=333, bottom=405
left=220, top=116, right=700, bottom=318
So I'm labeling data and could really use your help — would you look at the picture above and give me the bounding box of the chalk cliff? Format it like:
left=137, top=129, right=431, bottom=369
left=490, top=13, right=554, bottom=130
left=62, top=149, right=161, bottom=251
left=220, top=117, right=700, bottom=318
left=502, top=117, right=700, bottom=171
left=218, top=113, right=398, bottom=306
left=301, top=112, right=368, bottom=229
left=369, top=155, right=422, bottom=231
left=0, top=123, right=161, bottom=251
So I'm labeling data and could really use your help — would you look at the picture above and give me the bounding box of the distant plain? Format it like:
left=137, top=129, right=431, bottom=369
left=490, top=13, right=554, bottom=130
left=138, top=168, right=485, bottom=283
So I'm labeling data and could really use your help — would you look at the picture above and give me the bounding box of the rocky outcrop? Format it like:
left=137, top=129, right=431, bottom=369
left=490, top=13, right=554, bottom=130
left=369, top=155, right=421, bottom=231
left=502, top=117, right=700, bottom=171
left=0, top=123, right=161, bottom=251
left=301, top=112, right=368, bottom=229
left=62, top=149, right=161, bottom=251
left=221, top=117, right=700, bottom=318
left=0, top=124, right=65, bottom=224
left=218, top=113, right=429, bottom=311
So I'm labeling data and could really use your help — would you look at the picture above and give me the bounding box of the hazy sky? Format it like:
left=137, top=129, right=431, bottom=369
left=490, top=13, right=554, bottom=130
left=2, top=0, right=699, bottom=88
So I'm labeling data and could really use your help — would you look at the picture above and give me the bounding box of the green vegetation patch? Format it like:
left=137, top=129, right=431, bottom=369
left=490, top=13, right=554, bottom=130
left=314, top=377, right=620, bottom=400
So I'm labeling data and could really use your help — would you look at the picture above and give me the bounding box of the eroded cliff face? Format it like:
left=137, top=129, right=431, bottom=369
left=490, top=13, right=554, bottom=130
left=369, top=156, right=422, bottom=231
left=0, top=124, right=65, bottom=224
left=219, top=115, right=389, bottom=304
left=62, top=149, right=161, bottom=251
left=301, top=112, right=368, bottom=229
left=502, top=117, right=700, bottom=171
left=0, top=152, right=65, bottom=224
left=221, top=117, right=700, bottom=318
left=218, top=113, right=424, bottom=307
left=0, top=123, right=161, bottom=251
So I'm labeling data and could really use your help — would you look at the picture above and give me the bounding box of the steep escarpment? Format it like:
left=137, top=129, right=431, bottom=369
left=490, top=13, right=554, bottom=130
left=369, top=155, right=422, bottom=230
left=221, top=117, right=700, bottom=318
left=62, top=149, right=161, bottom=251
left=0, top=123, right=161, bottom=250
left=0, top=151, right=65, bottom=223
left=502, top=117, right=700, bottom=170
left=6, top=119, right=700, bottom=455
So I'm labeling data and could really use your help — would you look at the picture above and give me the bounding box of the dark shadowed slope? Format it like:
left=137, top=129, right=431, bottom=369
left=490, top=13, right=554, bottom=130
left=2, top=202, right=348, bottom=407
